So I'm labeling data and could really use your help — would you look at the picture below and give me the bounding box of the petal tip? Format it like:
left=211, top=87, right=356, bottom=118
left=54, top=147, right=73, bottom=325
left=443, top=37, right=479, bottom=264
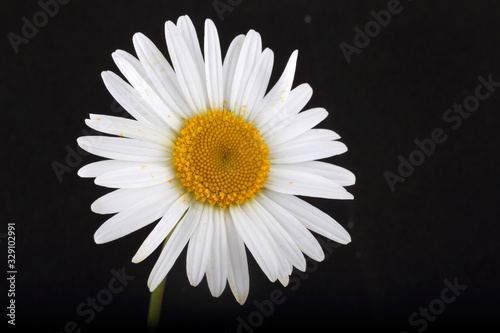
left=93, top=233, right=104, bottom=244
left=339, top=231, right=352, bottom=244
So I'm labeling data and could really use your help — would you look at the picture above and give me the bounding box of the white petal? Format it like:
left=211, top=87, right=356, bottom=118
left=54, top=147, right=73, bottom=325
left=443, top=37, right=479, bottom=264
left=286, top=128, right=341, bottom=144
left=242, top=203, right=292, bottom=280
left=93, top=186, right=177, bottom=243
left=282, top=83, right=313, bottom=116
left=204, top=19, right=224, bottom=111
left=176, top=15, right=206, bottom=85
left=251, top=50, right=298, bottom=126
left=229, top=30, right=262, bottom=114
left=280, top=161, right=355, bottom=186
left=132, top=33, right=178, bottom=90
left=101, top=71, right=165, bottom=125
left=78, top=160, right=139, bottom=178
left=148, top=200, right=203, bottom=291
left=132, top=33, right=190, bottom=119
left=263, top=190, right=351, bottom=244
left=278, top=275, right=290, bottom=287
left=186, top=204, right=213, bottom=286
left=225, top=212, right=249, bottom=305
left=249, top=199, right=306, bottom=271
left=222, top=34, right=245, bottom=105
left=266, top=107, right=328, bottom=146
left=239, top=48, right=274, bottom=118
left=229, top=205, right=280, bottom=282
left=77, top=136, right=170, bottom=162
left=112, top=50, right=151, bottom=85
left=256, top=193, right=325, bottom=261
left=205, top=207, right=228, bottom=297
left=132, top=194, right=191, bottom=263
left=91, top=184, right=174, bottom=215
left=95, top=164, right=176, bottom=189
left=165, top=21, right=207, bottom=113
left=267, top=164, right=354, bottom=200
left=85, top=114, right=174, bottom=146
left=270, top=140, right=347, bottom=164
left=112, top=51, right=183, bottom=131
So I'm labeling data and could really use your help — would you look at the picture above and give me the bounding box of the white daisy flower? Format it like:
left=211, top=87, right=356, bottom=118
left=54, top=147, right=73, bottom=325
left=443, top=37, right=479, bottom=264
left=78, top=15, right=355, bottom=305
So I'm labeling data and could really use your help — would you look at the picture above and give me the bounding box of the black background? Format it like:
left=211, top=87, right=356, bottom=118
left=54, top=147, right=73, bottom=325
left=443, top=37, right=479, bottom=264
left=2, top=0, right=499, bottom=332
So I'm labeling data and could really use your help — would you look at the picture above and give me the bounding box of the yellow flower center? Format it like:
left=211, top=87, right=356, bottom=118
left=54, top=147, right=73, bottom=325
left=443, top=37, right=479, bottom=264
left=172, top=109, right=270, bottom=208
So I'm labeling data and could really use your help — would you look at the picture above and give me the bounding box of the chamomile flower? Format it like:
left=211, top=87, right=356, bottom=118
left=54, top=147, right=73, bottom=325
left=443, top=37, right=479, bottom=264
left=78, top=15, right=355, bottom=305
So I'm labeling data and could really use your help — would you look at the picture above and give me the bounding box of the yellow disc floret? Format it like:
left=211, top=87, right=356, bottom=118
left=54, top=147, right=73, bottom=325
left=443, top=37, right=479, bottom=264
left=172, top=109, right=270, bottom=208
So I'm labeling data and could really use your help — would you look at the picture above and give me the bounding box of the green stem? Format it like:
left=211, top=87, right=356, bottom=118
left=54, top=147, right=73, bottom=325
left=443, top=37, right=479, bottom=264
left=146, top=208, right=189, bottom=329
left=147, top=273, right=167, bottom=329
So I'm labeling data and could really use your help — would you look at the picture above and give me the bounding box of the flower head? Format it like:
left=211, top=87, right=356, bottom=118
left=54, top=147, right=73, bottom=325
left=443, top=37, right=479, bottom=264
left=78, top=15, right=355, bottom=304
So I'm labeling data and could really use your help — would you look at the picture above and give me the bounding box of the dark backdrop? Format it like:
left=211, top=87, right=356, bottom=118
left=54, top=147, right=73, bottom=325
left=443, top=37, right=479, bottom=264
left=2, top=0, right=499, bottom=332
